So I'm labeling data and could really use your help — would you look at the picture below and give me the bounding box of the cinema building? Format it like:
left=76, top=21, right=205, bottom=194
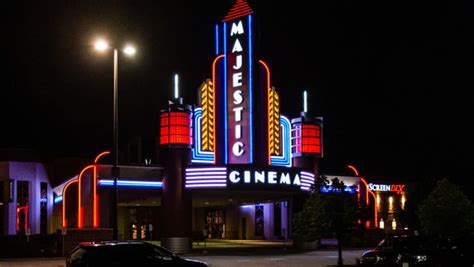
left=1, top=0, right=383, bottom=253
left=57, top=0, right=324, bottom=252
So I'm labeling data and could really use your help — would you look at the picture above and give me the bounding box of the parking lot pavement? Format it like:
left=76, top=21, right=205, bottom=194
left=193, top=249, right=363, bottom=267
left=0, top=249, right=364, bottom=267
left=0, top=258, right=65, bottom=267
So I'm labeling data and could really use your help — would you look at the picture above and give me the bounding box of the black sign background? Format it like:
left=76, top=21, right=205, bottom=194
left=226, top=165, right=302, bottom=191
left=226, top=17, right=251, bottom=164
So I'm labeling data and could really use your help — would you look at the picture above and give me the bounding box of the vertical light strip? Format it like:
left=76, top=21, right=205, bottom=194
left=268, top=89, right=274, bottom=160
left=215, top=24, right=219, bottom=55
left=248, top=14, right=253, bottom=163
left=77, top=165, right=94, bottom=229
left=62, top=179, right=78, bottom=228
left=223, top=22, right=228, bottom=164
left=201, top=81, right=213, bottom=151
left=259, top=60, right=272, bottom=165
left=192, top=108, right=215, bottom=163
left=303, top=90, right=308, bottom=113
left=369, top=190, right=378, bottom=228
left=174, top=74, right=179, bottom=99
left=93, top=151, right=109, bottom=228
left=361, top=177, right=377, bottom=227
left=93, top=166, right=97, bottom=227
left=212, top=55, right=224, bottom=162
left=270, top=116, right=291, bottom=167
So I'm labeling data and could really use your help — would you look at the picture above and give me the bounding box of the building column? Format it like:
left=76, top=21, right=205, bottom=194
left=160, top=147, right=192, bottom=253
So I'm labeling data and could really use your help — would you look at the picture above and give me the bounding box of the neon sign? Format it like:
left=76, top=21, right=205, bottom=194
left=226, top=166, right=302, bottom=191
left=368, top=183, right=405, bottom=193
left=185, top=166, right=314, bottom=191
left=226, top=16, right=252, bottom=164
left=228, top=170, right=301, bottom=186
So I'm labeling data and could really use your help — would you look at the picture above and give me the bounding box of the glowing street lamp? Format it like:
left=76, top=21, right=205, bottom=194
left=94, top=39, right=136, bottom=240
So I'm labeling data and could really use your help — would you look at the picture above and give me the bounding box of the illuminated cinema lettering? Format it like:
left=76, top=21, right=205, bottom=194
left=226, top=16, right=252, bottom=164
left=226, top=166, right=303, bottom=191
left=368, top=183, right=406, bottom=193
left=185, top=166, right=313, bottom=191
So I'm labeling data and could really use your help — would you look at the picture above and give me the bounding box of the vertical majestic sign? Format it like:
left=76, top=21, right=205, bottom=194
left=226, top=17, right=252, bottom=164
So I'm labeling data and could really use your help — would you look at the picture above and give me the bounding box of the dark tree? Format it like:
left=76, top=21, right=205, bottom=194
left=293, top=176, right=359, bottom=266
left=417, top=178, right=474, bottom=238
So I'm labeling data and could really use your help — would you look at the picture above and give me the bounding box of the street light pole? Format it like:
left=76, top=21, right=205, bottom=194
left=95, top=40, right=136, bottom=241
left=112, top=48, right=119, bottom=240
left=113, top=48, right=118, bottom=168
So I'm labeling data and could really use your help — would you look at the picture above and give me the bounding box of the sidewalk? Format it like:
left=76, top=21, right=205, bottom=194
left=188, top=239, right=296, bottom=256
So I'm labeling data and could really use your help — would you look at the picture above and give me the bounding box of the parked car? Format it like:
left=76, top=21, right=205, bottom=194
left=358, top=234, right=474, bottom=267
left=66, top=240, right=208, bottom=267
left=357, top=235, right=418, bottom=266
left=395, top=236, right=474, bottom=267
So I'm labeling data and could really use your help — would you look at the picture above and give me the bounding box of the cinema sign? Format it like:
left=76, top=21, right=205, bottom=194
left=226, top=16, right=252, bottom=164
left=226, top=166, right=303, bottom=191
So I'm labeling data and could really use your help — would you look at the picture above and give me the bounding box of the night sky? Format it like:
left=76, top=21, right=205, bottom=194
left=4, top=1, right=474, bottom=196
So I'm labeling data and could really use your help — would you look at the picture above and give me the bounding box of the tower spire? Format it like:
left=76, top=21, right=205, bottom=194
left=223, top=0, right=253, bottom=22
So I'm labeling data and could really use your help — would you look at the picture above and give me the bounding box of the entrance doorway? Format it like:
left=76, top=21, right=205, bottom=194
left=241, top=217, right=246, bottom=240
left=128, top=207, right=155, bottom=240
left=255, top=205, right=264, bottom=238
left=205, top=209, right=225, bottom=239
left=130, top=223, right=148, bottom=240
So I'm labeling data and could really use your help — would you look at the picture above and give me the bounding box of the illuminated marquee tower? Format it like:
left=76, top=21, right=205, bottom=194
left=193, top=0, right=323, bottom=169
left=195, top=0, right=278, bottom=165
left=160, top=0, right=323, bottom=253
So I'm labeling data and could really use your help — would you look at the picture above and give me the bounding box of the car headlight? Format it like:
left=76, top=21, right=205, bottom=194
left=414, top=255, right=428, bottom=262
left=375, top=255, right=386, bottom=263
left=361, top=256, right=375, bottom=262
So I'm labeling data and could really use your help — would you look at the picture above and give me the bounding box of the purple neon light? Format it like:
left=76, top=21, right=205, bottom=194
left=185, top=167, right=228, bottom=189
left=186, top=180, right=227, bottom=184
left=186, top=167, right=227, bottom=172
left=186, top=184, right=227, bottom=188
left=300, top=178, right=314, bottom=184
left=300, top=171, right=315, bottom=191
left=186, top=172, right=227, bottom=176
left=186, top=176, right=226, bottom=179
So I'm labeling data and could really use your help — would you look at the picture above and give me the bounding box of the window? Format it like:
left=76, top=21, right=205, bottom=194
left=16, top=181, right=29, bottom=234
left=40, top=182, right=47, bottom=234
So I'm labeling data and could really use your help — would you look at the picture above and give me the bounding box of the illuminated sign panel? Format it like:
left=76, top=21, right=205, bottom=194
left=292, top=123, right=322, bottom=154
left=9, top=179, right=14, bottom=202
left=322, top=175, right=359, bottom=194
left=226, top=18, right=251, bottom=164
left=160, top=111, right=192, bottom=145
left=368, top=183, right=405, bottom=193
left=185, top=166, right=314, bottom=191
left=226, top=165, right=301, bottom=191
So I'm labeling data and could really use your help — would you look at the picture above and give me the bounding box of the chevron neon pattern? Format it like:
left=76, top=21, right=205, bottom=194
left=268, top=87, right=281, bottom=156
left=200, top=79, right=215, bottom=152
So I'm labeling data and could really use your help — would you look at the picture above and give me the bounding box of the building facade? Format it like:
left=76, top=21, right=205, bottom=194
left=0, top=158, right=54, bottom=236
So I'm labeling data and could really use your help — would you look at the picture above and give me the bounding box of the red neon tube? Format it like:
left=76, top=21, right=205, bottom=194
left=369, top=190, right=378, bottom=228
left=212, top=55, right=224, bottom=160
left=16, top=206, right=28, bottom=232
left=93, top=151, right=110, bottom=228
left=62, top=179, right=78, bottom=228
left=77, top=165, right=94, bottom=229
left=259, top=60, right=272, bottom=165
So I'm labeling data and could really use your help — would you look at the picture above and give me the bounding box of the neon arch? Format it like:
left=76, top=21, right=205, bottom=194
left=62, top=178, right=78, bottom=228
